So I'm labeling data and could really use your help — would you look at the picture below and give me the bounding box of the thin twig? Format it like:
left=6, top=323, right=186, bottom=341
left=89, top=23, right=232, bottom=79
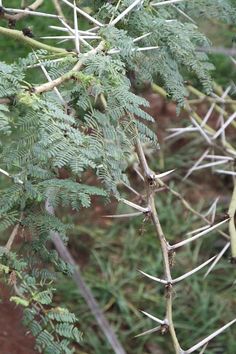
left=45, top=199, right=126, bottom=354
left=135, top=140, right=182, bottom=354
left=5, top=214, right=23, bottom=252
left=0, top=26, right=69, bottom=54
left=2, top=0, right=44, bottom=21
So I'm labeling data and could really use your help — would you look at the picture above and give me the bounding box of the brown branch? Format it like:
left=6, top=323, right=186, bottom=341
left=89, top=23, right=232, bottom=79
left=5, top=214, right=23, bottom=253
left=52, top=0, right=67, bottom=23
left=0, top=97, right=11, bottom=104
left=0, top=26, right=69, bottom=54
left=197, top=46, right=236, bottom=57
left=135, top=140, right=182, bottom=354
left=34, top=40, right=105, bottom=94
left=45, top=199, right=126, bottom=354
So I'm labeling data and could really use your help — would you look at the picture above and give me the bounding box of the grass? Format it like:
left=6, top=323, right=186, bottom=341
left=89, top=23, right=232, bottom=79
left=55, top=176, right=235, bottom=354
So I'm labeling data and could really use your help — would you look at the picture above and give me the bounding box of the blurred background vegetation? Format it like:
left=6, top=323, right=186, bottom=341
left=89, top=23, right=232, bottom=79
left=0, top=1, right=236, bottom=354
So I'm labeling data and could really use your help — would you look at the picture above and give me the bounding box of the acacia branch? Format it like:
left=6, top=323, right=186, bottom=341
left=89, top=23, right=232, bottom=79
left=5, top=214, right=23, bottom=252
left=45, top=199, right=126, bottom=354
left=135, top=140, right=182, bottom=354
left=1, top=0, right=44, bottom=21
left=52, top=0, right=67, bottom=23
left=34, top=40, right=105, bottom=94
left=0, top=26, right=69, bottom=54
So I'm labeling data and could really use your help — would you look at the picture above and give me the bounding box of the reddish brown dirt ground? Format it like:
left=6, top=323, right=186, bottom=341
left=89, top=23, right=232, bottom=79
left=0, top=283, right=38, bottom=354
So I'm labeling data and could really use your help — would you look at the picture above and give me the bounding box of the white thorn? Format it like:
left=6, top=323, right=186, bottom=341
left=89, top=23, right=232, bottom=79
left=134, top=325, right=161, bottom=338
left=33, top=51, right=65, bottom=105
left=192, top=159, right=229, bottom=171
left=155, top=169, right=175, bottom=179
left=73, top=0, right=80, bottom=53
left=103, top=212, right=143, bottom=218
left=138, top=270, right=168, bottom=284
left=184, top=149, right=209, bottom=180
left=185, top=319, right=236, bottom=353
left=215, top=170, right=236, bottom=176
left=120, top=198, right=149, bottom=213
left=204, top=242, right=230, bottom=278
left=61, top=0, right=104, bottom=27
left=152, top=0, right=187, bottom=7
left=133, top=32, right=152, bottom=43
left=172, top=256, right=216, bottom=284
left=170, top=218, right=229, bottom=250
left=140, top=311, right=165, bottom=325
left=110, top=0, right=144, bottom=26
left=201, top=103, right=215, bottom=127
left=190, top=116, right=212, bottom=145
left=5, top=7, right=59, bottom=18
left=187, top=225, right=210, bottom=236
left=213, top=111, right=236, bottom=139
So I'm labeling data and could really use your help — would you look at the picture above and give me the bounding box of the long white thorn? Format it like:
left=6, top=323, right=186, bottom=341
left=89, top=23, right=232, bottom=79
left=41, top=35, right=100, bottom=40
left=110, top=0, right=143, bottom=26
left=165, top=127, right=197, bottom=140
left=0, top=167, right=10, bottom=178
left=152, top=0, right=188, bottom=7
left=172, top=4, right=195, bottom=23
left=120, top=198, right=149, bottom=213
left=49, top=25, right=98, bottom=36
left=185, top=319, right=236, bottom=353
left=204, top=242, right=230, bottom=278
left=170, top=218, right=229, bottom=250
left=172, top=256, right=216, bottom=284
left=190, top=116, right=212, bottom=145
left=121, top=181, right=141, bottom=197
left=33, top=52, right=65, bottom=105
left=138, top=270, right=168, bottom=284
left=140, top=311, right=165, bottom=325
left=0, top=168, right=23, bottom=184
left=203, top=197, right=219, bottom=219
left=134, top=167, right=145, bottom=181
left=5, top=8, right=59, bottom=18
left=155, top=169, right=175, bottom=179
left=201, top=103, right=215, bottom=127
left=199, top=343, right=208, bottom=354
left=73, top=0, right=80, bottom=53
left=215, top=170, right=236, bottom=176
left=205, top=155, right=234, bottom=161
left=103, top=212, right=143, bottom=218
left=134, top=325, right=161, bottom=338
left=184, top=149, right=209, bottom=180
left=133, top=32, right=152, bottom=43
left=61, top=0, right=104, bottom=27
left=213, top=111, right=236, bottom=139
left=108, top=46, right=159, bottom=54
left=187, top=225, right=210, bottom=236
left=192, top=159, right=229, bottom=171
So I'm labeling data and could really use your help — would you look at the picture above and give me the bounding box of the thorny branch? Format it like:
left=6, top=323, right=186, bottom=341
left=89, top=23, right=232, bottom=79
left=134, top=139, right=235, bottom=353
left=5, top=214, right=23, bottom=253
left=0, top=26, right=69, bottom=54
left=0, top=0, right=44, bottom=21
left=135, top=139, right=182, bottom=353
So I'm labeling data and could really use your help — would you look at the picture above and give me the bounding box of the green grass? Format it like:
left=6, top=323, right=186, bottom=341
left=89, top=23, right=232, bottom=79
left=56, top=183, right=235, bottom=354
